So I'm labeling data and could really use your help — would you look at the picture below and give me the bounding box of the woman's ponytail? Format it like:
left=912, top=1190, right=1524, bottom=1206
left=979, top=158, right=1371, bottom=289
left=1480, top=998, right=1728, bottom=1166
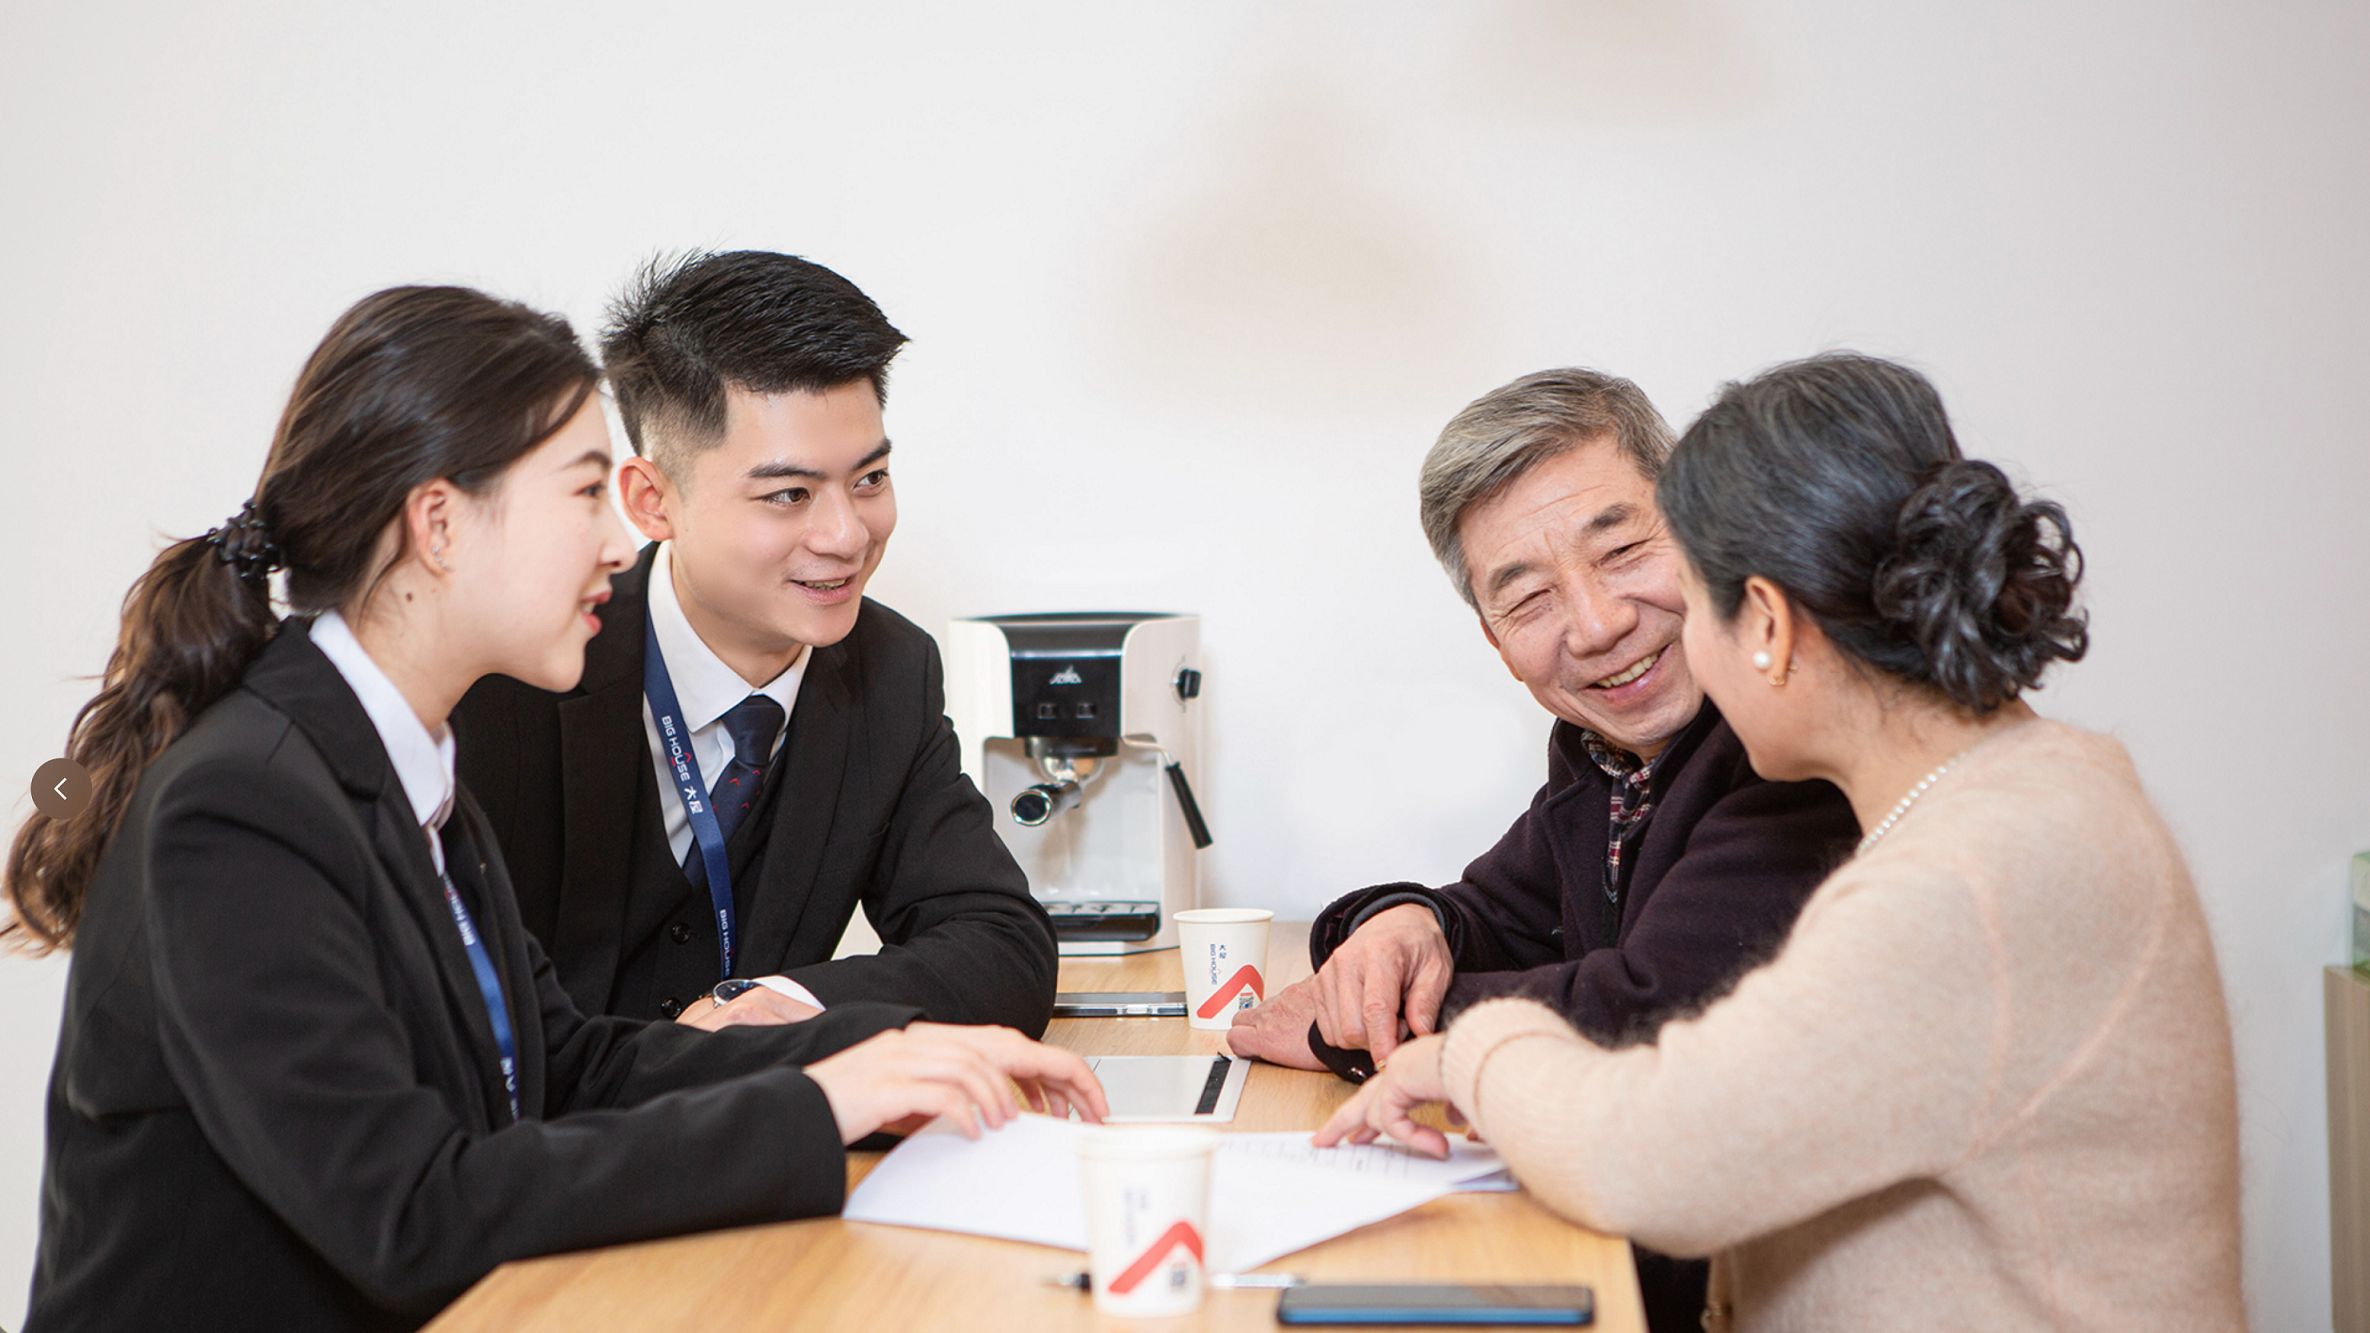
left=5, top=506, right=281, bottom=949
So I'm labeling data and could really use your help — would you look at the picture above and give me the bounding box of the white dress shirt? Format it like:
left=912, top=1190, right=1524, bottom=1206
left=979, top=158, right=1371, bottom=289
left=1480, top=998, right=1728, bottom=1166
left=641, top=543, right=807, bottom=864
left=309, top=610, right=459, bottom=874
left=639, top=543, right=824, bottom=1011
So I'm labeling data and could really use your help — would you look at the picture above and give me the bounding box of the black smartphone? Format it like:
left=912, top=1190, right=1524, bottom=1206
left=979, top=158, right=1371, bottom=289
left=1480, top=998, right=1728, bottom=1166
left=1050, top=990, right=1188, bottom=1018
left=1275, top=1283, right=1594, bottom=1326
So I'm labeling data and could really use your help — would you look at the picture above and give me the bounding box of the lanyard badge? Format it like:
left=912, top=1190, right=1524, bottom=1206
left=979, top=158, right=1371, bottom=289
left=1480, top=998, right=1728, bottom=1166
left=643, top=616, right=739, bottom=980
left=440, top=876, right=522, bottom=1122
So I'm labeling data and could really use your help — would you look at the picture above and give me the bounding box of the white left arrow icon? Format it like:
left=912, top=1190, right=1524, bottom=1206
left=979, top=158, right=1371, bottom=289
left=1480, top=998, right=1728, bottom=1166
left=33, top=758, right=92, bottom=818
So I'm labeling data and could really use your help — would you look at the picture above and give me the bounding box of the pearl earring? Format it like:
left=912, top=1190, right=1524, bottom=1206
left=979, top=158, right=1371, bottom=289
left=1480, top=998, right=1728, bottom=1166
left=1751, top=651, right=1772, bottom=671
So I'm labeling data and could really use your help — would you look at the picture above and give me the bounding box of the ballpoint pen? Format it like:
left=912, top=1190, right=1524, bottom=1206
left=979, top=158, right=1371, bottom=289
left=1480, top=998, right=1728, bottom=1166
left=1042, top=1270, right=1305, bottom=1291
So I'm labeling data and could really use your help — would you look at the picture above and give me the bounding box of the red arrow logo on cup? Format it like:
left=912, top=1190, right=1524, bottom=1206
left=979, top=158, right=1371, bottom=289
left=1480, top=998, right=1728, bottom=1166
left=1194, top=965, right=1264, bottom=1020
left=1107, top=1219, right=1205, bottom=1296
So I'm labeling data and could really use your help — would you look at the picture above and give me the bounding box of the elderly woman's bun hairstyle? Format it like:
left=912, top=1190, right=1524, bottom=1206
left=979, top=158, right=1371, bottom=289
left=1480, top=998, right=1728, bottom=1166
left=1658, top=352, right=2088, bottom=713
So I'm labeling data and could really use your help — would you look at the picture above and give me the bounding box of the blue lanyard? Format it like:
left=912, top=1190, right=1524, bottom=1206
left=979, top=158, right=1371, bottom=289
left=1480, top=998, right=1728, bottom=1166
left=439, top=874, right=522, bottom=1123
left=643, top=616, right=738, bottom=980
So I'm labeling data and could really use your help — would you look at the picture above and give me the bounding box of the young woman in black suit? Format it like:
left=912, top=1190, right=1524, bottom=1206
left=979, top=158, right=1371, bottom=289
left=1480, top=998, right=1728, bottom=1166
left=6, top=285, right=1105, bottom=1332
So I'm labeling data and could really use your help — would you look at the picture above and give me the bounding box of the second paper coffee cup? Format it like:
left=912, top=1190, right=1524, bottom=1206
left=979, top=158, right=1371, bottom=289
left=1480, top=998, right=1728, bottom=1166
left=1175, top=907, right=1273, bottom=1030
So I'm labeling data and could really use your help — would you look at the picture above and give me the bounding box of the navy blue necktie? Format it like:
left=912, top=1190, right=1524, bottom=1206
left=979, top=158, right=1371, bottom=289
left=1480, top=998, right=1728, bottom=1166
left=685, top=693, right=786, bottom=882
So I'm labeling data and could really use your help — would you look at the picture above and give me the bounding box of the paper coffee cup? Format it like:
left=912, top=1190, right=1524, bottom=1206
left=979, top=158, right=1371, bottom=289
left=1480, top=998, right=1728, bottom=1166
left=1077, top=1126, right=1220, bottom=1317
left=1175, top=907, right=1273, bottom=1031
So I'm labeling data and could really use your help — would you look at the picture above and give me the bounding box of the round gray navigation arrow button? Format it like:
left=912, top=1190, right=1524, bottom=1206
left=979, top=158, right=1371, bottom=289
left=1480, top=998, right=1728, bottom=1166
left=32, top=758, right=93, bottom=820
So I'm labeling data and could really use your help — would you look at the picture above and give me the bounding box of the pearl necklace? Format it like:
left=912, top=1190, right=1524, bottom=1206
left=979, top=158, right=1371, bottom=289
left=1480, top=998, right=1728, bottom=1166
left=1854, top=750, right=1973, bottom=855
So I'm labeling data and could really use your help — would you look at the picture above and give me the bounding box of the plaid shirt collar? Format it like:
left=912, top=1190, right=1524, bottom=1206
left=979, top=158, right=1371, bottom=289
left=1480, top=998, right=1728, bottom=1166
left=1578, top=729, right=1650, bottom=786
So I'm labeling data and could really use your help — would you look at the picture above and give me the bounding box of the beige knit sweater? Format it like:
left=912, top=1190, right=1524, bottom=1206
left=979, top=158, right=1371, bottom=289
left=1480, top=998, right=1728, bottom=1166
left=1441, top=719, right=2244, bottom=1331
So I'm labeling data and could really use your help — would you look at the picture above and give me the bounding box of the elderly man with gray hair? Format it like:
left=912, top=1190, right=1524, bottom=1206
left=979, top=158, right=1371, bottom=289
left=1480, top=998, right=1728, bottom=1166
left=1228, top=368, right=1859, bottom=1332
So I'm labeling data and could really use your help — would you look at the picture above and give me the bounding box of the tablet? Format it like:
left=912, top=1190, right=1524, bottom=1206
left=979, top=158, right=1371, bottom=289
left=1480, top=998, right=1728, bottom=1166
left=1081, top=1054, right=1249, bottom=1123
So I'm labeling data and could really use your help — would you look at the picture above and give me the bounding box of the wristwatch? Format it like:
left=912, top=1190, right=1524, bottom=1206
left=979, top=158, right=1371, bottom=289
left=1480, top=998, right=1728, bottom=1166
left=710, top=977, right=763, bottom=1009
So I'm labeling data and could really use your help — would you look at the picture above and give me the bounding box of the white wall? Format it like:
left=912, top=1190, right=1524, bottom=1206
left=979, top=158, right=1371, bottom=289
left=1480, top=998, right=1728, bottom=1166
left=3, top=2, right=2364, bottom=1327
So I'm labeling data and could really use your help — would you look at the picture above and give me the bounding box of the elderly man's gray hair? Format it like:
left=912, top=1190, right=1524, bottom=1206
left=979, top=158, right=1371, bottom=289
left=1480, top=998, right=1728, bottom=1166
left=1419, top=368, right=1675, bottom=608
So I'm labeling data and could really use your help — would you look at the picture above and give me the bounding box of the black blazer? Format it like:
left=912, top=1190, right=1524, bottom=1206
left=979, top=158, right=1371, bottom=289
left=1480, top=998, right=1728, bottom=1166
left=452, top=545, right=1056, bottom=1031
left=29, top=622, right=918, bottom=1332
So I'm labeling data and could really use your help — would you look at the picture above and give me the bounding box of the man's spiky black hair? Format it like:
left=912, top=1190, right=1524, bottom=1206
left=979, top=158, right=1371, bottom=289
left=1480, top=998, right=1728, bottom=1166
left=601, top=249, right=907, bottom=463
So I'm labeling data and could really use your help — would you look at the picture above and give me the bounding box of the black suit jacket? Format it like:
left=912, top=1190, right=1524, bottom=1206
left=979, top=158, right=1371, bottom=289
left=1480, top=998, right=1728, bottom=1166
left=29, top=623, right=918, bottom=1332
left=451, top=545, right=1056, bottom=1031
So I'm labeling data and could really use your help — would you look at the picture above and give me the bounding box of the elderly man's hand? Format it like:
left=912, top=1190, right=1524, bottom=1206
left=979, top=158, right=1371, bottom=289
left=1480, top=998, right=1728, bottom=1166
left=1313, top=903, right=1454, bottom=1065
left=1226, top=978, right=1328, bottom=1069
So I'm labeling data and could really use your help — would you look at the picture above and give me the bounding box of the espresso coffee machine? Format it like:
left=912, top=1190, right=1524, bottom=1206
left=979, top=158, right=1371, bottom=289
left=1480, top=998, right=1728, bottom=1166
left=945, top=612, right=1213, bottom=955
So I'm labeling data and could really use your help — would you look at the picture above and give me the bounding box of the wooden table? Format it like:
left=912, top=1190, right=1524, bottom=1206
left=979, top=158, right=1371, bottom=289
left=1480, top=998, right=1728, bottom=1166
left=431, top=925, right=1642, bottom=1331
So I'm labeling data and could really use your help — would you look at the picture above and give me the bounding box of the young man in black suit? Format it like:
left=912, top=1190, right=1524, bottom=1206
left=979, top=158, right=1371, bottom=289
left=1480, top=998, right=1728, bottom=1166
left=453, top=251, right=1057, bottom=1033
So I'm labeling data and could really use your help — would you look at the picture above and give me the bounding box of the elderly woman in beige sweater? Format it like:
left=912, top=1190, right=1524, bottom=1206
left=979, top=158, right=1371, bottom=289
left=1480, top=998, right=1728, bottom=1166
left=1318, top=353, right=2244, bottom=1331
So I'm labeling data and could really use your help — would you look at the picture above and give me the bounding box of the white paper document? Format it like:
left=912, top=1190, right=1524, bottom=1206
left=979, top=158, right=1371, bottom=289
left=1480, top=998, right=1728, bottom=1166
left=1218, top=1133, right=1505, bottom=1189
left=843, top=1115, right=1510, bottom=1271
